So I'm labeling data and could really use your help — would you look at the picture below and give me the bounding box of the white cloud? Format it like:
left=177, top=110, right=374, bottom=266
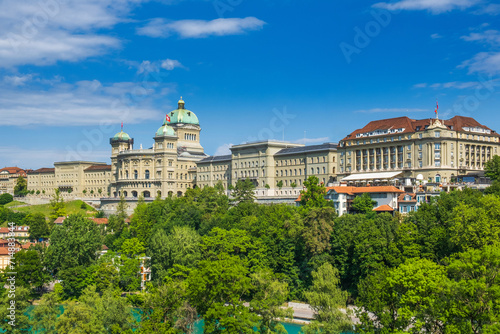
left=161, top=59, right=183, bottom=70
left=415, top=80, right=497, bottom=89
left=214, top=143, right=233, bottom=156
left=461, top=30, right=500, bottom=46
left=3, top=74, right=34, bottom=86
left=373, top=0, right=480, bottom=13
left=355, top=108, right=428, bottom=113
left=137, top=17, right=266, bottom=38
left=460, top=52, right=500, bottom=75
left=294, top=137, right=330, bottom=145
left=0, top=0, right=144, bottom=68
left=137, top=59, right=184, bottom=74
left=431, top=33, right=443, bottom=39
left=0, top=79, right=167, bottom=126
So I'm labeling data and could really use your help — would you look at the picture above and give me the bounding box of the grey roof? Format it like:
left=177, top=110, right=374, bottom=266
left=275, top=143, right=338, bottom=156
left=198, top=155, right=232, bottom=163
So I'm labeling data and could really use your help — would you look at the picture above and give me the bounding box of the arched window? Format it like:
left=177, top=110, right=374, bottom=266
left=145, top=170, right=150, bottom=179
left=125, top=170, right=129, bottom=179
left=134, top=170, right=138, bottom=179
left=143, top=191, right=151, bottom=198
left=311, top=168, right=314, bottom=174
left=132, top=191, right=138, bottom=197
left=123, top=191, right=128, bottom=197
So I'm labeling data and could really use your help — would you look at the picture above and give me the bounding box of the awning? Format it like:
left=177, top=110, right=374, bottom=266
left=341, top=171, right=403, bottom=182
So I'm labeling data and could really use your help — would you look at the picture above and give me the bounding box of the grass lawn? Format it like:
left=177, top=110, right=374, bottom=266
left=4, top=200, right=27, bottom=207
left=12, top=200, right=97, bottom=217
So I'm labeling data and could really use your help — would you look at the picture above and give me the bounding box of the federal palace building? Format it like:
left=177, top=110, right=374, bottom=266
left=22, top=98, right=500, bottom=209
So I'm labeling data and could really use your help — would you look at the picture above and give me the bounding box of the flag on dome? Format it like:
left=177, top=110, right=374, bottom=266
left=166, top=114, right=171, bottom=123
left=121, top=121, right=123, bottom=129
left=434, top=101, right=438, bottom=114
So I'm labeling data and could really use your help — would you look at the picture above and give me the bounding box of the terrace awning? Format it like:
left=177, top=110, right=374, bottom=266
left=341, top=171, right=403, bottom=182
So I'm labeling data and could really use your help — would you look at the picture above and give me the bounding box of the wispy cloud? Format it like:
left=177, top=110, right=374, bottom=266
left=354, top=108, right=428, bottom=113
left=413, top=80, right=498, bottom=89
left=0, top=78, right=167, bottom=126
left=460, top=52, right=500, bottom=75
left=0, top=0, right=144, bottom=68
left=214, top=143, right=233, bottom=156
left=137, top=17, right=266, bottom=38
left=3, top=74, right=34, bottom=86
left=461, top=30, right=500, bottom=46
left=431, top=33, right=443, bottom=39
left=373, top=0, right=480, bottom=13
left=294, top=137, right=330, bottom=145
left=137, top=59, right=184, bottom=74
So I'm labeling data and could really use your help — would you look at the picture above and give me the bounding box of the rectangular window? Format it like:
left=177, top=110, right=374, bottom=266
left=419, top=133, right=423, bottom=139
left=419, top=161, right=423, bottom=168
left=435, top=131, right=441, bottom=138
left=407, top=145, right=411, bottom=150
left=435, top=143, right=441, bottom=150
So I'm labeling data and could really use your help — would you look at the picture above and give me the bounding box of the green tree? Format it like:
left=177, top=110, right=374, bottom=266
left=45, top=214, right=102, bottom=274
left=232, top=178, right=256, bottom=204
left=49, top=188, right=66, bottom=222
left=301, top=263, right=352, bottom=334
left=302, top=207, right=336, bottom=256
left=139, top=276, right=196, bottom=333
left=444, top=244, right=500, bottom=333
left=351, top=193, right=377, bottom=214
left=188, top=254, right=257, bottom=333
left=299, top=176, right=330, bottom=208
left=119, top=257, right=141, bottom=292
left=448, top=195, right=500, bottom=252
left=0, top=193, right=13, bottom=205
left=485, top=155, right=500, bottom=181
left=7, top=249, right=49, bottom=293
left=30, top=292, right=62, bottom=334
left=14, top=175, right=28, bottom=196
left=357, top=258, right=447, bottom=333
left=56, top=285, right=135, bottom=333
left=120, top=237, right=145, bottom=258
left=0, top=286, right=31, bottom=333
left=277, top=180, right=283, bottom=190
left=149, top=227, right=201, bottom=282
left=250, top=269, right=293, bottom=334
left=25, top=212, right=50, bottom=239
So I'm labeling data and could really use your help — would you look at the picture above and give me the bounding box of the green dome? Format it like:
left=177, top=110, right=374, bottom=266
left=165, top=97, right=200, bottom=125
left=112, top=130, right=131, bottom=141
left=156, top=124, right=176, bottom=137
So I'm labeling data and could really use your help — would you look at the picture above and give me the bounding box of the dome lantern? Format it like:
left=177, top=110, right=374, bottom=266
left=178, top=96, right=185, bottom=109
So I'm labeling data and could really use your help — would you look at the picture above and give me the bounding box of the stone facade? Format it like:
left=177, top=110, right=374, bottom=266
left=196, top=141, right=338, bottom=200
left=0, top=167, right=27, bottom=195
left=108, top=98, right=207, bottom=199
left=27, top=162, right=111, bottom=198
left=337, top=116, right=500, bottom=185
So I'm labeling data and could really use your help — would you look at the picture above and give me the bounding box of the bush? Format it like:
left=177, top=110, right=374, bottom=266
left=80, top=202, right=88, bottom=210
left=0, top=193, right=13, bottom=205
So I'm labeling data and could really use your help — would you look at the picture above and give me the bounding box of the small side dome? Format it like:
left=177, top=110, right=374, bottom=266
left=156, top=124, right=176, bottom=137
left=112, top=130, right=131, bottom=141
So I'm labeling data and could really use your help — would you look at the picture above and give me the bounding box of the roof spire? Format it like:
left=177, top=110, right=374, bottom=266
left=178, top=96, right=185, bottom=109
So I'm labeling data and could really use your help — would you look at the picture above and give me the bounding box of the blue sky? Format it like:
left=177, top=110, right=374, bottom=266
left=1, top=0, right=500, bottom=169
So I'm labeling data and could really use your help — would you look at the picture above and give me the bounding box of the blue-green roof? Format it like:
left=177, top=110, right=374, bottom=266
left=112, top=130, right=131, bottom=141
left=156, top=124, right=176, bottom=137
left=165, top=108, right=199, bottom=125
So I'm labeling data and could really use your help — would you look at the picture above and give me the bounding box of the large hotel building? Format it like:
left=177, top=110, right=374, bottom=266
left=336, top=115, right=500, bottom=186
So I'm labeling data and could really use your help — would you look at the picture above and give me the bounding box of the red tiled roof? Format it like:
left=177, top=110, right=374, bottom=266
left=341, top=116, right=499, bottom=141
left=85, top=165, right=111, bottom=172
left=373, top=204, right=395, bottom=212
left=0, top=248, right=11, bottom=255
left=102, top=244, right=109, bottom=250
left=54, top=217, right=66, bottom=224
left=398, top=193, right=417, bottom=202
left=326, top=186, right=404, bottom=194
left=28, top=168, right=55, bottom=174
left=0, top=167, right=26, bottom=176
left=91, top=218, right=108, bottom=225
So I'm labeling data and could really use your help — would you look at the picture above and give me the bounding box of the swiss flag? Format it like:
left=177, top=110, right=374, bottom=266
left=166, top=114, right=171, bottom=123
